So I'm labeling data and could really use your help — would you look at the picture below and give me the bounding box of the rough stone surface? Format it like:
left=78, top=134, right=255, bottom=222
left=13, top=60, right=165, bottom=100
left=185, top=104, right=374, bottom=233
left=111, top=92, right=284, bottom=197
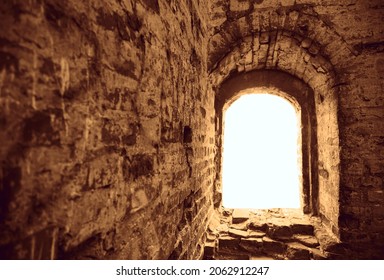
left=239, top=237, right=263, bottom=253
left=268, top=225, right=293, bottom=240
left=228, top=228, right=249, bottom=238
left=209, top=0, right=384, bottom=259
left=0, top=0, right=383, bottom=260
left=286, top=242, right=311, bottom=260
left=218, top=235, right=240, bottom=251
left=205, top=210, right=333, bottom=260
left=262, top=237, right=287, bottom=255
left=0, top=0, right=214, bottom=260
left=294, top=234, right=320, bottom=248
left=248, top=230, right=266, bottom=238
left=232, top=209, right=250, bottom=223
left=291, top=224, right=315, bottom=235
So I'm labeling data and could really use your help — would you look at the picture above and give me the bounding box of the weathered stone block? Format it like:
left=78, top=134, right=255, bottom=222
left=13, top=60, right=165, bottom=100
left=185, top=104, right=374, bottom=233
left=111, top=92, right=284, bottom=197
left=218, top=235, right=240, bottom=251
left=217, top=223, right=229, bottom=234
left=232, top=209, right=249, bottom=223
left=249, top=220, right=268, bottom=232
left=22, top=110, right=63, bottom=146
left=203, top=241, right=216, bottom=257
left=229, top=0, right=250, bottom=13
left=311, top=248, right=326, bottom=260
left=262, top=237, right=287, bottom=254
left=131, top=189, right=149, bottom=212
left=239, top=237, right=263, bottom=253
left=294, top=234, right=319, bottom=248
left=228, top=228, right=249, bottom=238
left=368, top=190, right=383, bottom=203
left=229, top=221, right=248, bottom=231
left=124, top=154, right=154, bottom=180
left=268, top=225, right=293, bottom=240
left=290, top=223, right=314, bottom=235
left=248, top=230, right=266, bottom=238
left=286, top=243, right=311, bottom=260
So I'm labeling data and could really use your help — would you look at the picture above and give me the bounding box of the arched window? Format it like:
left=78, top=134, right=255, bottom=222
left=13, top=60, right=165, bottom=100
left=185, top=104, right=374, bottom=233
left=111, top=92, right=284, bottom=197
left=215, top=70, right=321, bottom=215
left=222, top=93, right=301, bottom=209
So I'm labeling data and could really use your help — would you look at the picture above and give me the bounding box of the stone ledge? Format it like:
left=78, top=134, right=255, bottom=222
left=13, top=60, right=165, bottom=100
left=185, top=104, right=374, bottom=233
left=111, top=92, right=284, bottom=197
left=204, top=210, right=334, bottom=260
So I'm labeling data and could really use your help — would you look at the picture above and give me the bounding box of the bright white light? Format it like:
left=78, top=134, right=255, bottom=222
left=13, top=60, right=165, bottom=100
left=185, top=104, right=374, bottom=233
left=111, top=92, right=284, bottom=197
left=222, top=93, right=300, bottom=209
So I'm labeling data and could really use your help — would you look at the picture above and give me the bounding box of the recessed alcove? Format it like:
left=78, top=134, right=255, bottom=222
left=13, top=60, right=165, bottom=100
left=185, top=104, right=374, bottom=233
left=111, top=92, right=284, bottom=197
left=215, top=70, right=321, bottom=217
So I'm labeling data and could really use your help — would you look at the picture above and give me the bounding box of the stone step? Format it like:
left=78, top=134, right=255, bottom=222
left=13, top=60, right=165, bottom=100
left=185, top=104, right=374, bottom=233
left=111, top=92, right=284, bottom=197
left=204, top=211, right=331, bottom=260
left=262, top=236, right=287, bottom=255
left=293, top=234, right=319, bottom=248
left=203, top=241, right=215, bottom=258
left=218, top=235, right=240, bottom=252
left=267, top=225, right=293, bottom=240
left=291, top=223, right=314, bottom=235
left=228, top=228, right=249, bottom=238
left=232, top=209, right=250, bottom=223
left=310, top=247, right=327, bottom=260
left=286, top=242, right=311, bottom=260
left=239, top=237, right=263, bottom=254
left=206, top=233, right=326, bottom=260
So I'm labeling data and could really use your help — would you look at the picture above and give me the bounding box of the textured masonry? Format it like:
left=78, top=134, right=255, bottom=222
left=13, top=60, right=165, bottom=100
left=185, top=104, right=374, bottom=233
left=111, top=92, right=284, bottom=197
left=0, top=0, right=215, bottom=260
left=0, top=0, right=383, bottom=259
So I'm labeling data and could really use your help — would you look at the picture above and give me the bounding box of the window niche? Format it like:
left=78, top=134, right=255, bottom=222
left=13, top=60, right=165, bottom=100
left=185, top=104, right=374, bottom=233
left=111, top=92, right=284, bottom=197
left=222, top=93, right=301, bottom=209
left=215, top=70, right=318, bottom=215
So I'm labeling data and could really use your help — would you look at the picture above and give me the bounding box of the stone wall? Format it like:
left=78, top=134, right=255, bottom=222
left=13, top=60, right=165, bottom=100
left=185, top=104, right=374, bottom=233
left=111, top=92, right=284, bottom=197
left=0, top=0, right=383, bottom=260
left=0, top=0, right=215, bottom=259
left=208, top=0, right=384, bottom=257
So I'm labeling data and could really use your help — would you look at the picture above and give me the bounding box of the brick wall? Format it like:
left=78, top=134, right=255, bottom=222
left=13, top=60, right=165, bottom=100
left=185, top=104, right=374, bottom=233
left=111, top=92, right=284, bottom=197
left=0, top=0, right=215, bottom=259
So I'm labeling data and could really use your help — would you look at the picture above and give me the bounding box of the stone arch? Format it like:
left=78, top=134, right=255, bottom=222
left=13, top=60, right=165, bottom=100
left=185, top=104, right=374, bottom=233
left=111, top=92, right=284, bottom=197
left=210, top=26, right=342, bottom=236
left=208, top=4, right=355, bottom=73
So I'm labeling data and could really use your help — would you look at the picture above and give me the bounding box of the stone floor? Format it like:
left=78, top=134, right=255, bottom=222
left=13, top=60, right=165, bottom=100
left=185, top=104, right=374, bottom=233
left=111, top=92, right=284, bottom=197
left=203, top=208, right=342, bottom=260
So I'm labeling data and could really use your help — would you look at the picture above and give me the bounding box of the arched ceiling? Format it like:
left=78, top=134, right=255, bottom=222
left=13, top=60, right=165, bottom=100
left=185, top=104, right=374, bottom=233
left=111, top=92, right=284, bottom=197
left=206, top=0, right=383, bottom=78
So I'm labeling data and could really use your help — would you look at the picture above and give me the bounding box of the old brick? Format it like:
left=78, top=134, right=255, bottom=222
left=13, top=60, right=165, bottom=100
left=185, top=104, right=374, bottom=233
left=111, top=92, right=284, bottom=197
left=248, top=230, right=266, bottom=238
left=216, top=224, right=229, bottom=234
left=239, top=237, right=263, bottom=253
left=290, top=223, right=314, bottom=235
left=262, top=237, right=287, bottom=254
left=0, top=51, right=19, bottom=72
left=268, top=225, right=293, bottom=240
left=368, top=190, right=384, bottom=203
left=129, top=154, right=154, bottom=180
left=229, top=221, right=248, bottom=231
left=229, top=0, right=250, bottom=13
left=228, top=228, right=249, bottom=238
left=249, top=220, right=268, bottom=232
left=293, top=234, right=319, bottom=248
left=232, top=209, right=250, bottom=223
left=0, top=166, right=22, bottom=220
left=218, top=235, right=240, bottom=251
left=286, top=242, right=311, bottom=260
left=311, top=248, right=326, bottom=260
left=23, top=110, right=63, bottom=146
left=203, top=241, right=215, bottom=258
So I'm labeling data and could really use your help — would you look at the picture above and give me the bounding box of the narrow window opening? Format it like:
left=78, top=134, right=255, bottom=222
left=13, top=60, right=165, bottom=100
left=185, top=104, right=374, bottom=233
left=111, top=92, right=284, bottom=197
left=222, top=93, right=301, bottom=209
